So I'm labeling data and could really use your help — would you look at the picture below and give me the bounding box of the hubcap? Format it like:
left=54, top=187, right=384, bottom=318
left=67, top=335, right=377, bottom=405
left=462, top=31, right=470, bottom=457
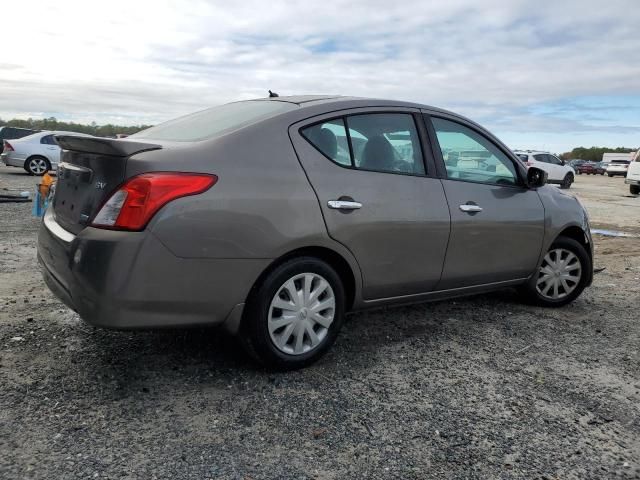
left=29, top=158, right=47, bottom=174
left=536, top=248, right=582, bottom=300
left=268, top=273, right=335, bottom=355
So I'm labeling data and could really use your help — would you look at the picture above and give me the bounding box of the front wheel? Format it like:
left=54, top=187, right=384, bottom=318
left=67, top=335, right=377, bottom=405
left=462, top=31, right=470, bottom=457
left=608, top=173, right=613, bottom=177
left=240, top=257, right=345, bottom=370
left=560, top=173, right=574, bottom=189
left=519, top=237, right=590, bottom=307
left=631, top=184, right=640, bottom=195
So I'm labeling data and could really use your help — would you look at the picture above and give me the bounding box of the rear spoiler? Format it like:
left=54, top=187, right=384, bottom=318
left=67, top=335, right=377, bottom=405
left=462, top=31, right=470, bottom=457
left=55, top=135, right=162, bottom=157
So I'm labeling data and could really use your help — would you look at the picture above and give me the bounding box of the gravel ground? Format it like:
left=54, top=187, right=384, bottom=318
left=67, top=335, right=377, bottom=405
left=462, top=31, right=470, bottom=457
left=1, top=166, right=639, bottom=479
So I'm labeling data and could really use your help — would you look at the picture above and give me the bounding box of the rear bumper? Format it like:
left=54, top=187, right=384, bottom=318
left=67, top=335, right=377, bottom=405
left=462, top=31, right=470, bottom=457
left=624, top=178, right=640, bottom=185
left=1, top=152, right=25, bottom=167
left=37, top=209, right=269, bottom=331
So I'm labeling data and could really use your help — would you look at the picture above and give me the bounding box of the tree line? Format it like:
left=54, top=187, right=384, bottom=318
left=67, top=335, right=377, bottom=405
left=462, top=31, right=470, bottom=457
left=0, top=117, right=152, bottom=138
left=560, top=146, right=637, bottom=162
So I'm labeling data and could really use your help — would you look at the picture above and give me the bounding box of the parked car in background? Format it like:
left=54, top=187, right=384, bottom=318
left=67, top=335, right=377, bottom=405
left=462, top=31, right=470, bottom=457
left=594, top=162, right=607, bottom=175
left=1, top=131, right=90, bottom=175
left=513, top=150, right=576, bottom=188
left=576, top=162, right=597, bottom=175
left=602, top=152, right=633, bottom=177
left=625, top=148, right=640, bottom=194
left=0, top=126, right=39, bottom=153
left=568, top=159, right=587, bottom=169
left=37, top=96, right=593, bottom=369
left=605, top=159, right=631, bottom=177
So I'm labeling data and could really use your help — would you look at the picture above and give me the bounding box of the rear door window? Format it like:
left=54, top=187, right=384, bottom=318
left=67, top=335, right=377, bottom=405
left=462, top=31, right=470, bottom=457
left=346, top=114, right=425, bottom=175
left=533, top=154, right=548, bottom=163
left=301, top=113, right=426, bottom=175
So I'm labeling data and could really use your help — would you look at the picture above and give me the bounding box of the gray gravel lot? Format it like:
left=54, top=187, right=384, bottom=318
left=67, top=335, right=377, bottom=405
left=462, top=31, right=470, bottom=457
left=1, top=166, right=639, bottom=479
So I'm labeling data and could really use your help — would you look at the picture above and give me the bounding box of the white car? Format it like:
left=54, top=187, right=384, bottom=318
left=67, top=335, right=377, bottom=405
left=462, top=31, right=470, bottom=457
left=625, top=148, right=640, bottom=195
left=1, top=130, right=90, bottom=175
left=513, top=150, right=576, bottom=189
left=606, top=159, right=631, bottom=177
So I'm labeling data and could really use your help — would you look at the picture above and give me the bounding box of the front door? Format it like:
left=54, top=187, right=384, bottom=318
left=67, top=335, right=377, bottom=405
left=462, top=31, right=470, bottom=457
left=428, top=116, right=545, bottom=289
left=290, top=109, right=451, bottom=300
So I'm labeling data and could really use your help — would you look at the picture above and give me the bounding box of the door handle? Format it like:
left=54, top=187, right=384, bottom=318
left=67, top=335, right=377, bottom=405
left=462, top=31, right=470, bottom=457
left=328, top=200, right=362, bottom=210
left=459, top=204, right=483, bottom=213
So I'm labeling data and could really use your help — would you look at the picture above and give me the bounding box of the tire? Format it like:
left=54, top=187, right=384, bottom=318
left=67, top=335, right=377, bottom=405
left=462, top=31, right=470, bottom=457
left=560, top=173, right=573, bottom=189
left=608, top=174, right=613, bottom=177
left=631, top=185, right=640, bottom=195
left=519, top=236, right=591, bottom=307
left=577, top=171, right=582, bottom=175
left=25, top=156, right=51, bottom=176
left=240, top=257, right=345, bottom=370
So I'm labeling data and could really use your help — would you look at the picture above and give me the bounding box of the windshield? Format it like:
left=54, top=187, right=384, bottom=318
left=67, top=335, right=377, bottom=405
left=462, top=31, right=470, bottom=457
left=131, top=101, right=297, bottom=142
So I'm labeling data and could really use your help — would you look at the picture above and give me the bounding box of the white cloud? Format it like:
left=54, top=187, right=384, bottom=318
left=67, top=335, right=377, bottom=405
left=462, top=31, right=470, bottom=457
left=1, top=0, right=639, bottom=149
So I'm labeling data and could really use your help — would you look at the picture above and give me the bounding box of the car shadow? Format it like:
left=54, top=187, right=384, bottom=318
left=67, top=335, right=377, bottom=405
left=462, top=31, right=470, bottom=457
left=73, top=288, right=528, bottom=383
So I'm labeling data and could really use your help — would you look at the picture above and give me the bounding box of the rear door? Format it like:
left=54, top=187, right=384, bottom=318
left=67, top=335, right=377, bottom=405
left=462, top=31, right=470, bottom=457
left=290, top=108, right=451, bottom=300
left=426, top=114, right=545, bottom=289
left=40, top=135, right=61, bottom=166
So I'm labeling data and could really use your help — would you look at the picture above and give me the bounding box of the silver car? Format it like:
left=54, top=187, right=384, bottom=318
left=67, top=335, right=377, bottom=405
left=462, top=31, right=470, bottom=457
left=1, top=130, right=90, bottom=175
left=37, top=96, right=593, bottom=369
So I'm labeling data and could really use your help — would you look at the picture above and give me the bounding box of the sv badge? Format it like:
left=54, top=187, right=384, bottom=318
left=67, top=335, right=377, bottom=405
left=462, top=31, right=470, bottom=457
left=95, top=181, right=107, bottom=190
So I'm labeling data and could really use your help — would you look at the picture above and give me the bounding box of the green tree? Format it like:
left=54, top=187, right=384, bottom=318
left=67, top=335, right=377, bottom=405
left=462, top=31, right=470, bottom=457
left=0, top=117, right=152, bottom=137
left=560, top=146, right=636, bottom=162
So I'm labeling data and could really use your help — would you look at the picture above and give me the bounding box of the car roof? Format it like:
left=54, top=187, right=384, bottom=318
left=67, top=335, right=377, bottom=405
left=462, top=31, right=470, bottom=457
left=251, top=95, right=452, bottom=114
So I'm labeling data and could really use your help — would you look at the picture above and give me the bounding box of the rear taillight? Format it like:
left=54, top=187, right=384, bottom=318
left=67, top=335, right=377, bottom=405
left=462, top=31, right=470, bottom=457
left=3, top=141, right=14, bottom=152
left=92, top=172, right=217, bottom=231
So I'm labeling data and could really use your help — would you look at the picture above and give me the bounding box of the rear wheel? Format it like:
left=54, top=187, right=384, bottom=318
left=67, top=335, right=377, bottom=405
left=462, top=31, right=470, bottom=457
left=631, top=185, right=640, bottom=195
left=608, top=173, right=613, bottom=177
left=240, top=257, right=345, bottom=370
left=520, top=236, right=590, bottom=307
left=560, top=173, right=574, bottom=189
left=25, top=156, right=50, bottom=176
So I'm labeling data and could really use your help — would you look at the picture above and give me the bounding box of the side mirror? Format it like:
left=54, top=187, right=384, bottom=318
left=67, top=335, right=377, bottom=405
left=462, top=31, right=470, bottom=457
left=527, top=167, right=547, bottom=188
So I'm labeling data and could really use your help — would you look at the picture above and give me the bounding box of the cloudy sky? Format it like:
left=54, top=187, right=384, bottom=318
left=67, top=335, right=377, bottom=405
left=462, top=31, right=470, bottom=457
left=2, top=0, right=639, bottom=152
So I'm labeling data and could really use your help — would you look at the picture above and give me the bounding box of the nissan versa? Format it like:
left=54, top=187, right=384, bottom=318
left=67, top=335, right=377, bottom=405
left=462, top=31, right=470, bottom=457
left=37, top=96, right=593, bottom=369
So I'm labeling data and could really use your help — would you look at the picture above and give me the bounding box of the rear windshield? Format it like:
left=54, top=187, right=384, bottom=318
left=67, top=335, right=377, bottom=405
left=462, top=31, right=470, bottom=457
left=131, top=101, right=296, bottom=142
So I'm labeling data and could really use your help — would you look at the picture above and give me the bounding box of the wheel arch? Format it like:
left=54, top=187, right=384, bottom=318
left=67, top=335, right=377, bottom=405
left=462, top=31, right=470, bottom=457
left=554, top=225, right=594, bottom=286
left=245, top=245, right=358, bottom=313
left=556, top=225, right=590, bottom=251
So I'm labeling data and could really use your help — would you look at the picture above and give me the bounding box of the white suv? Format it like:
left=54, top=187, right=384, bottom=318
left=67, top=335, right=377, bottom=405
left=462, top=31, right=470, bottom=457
left=625, top=148, right=640, bottom=195
left=513, top=151, right=576, bottom=189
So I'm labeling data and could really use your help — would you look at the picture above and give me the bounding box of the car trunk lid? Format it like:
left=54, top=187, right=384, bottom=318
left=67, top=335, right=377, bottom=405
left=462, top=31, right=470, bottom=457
left=51, top=136, right=162, bottom=235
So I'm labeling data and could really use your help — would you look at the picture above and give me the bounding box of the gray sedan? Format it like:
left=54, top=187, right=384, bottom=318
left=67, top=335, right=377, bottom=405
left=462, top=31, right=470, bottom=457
left=37, top=96, right=593, bottom=369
